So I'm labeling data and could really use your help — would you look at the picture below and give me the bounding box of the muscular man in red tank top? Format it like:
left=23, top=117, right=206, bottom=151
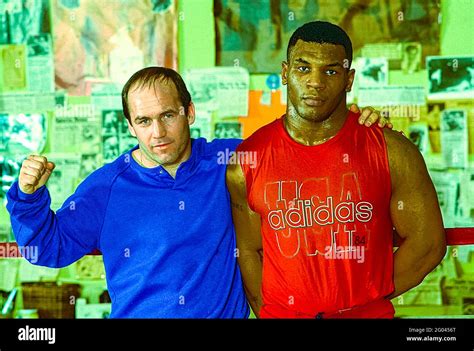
left=226, top=21, right=446, bottom=319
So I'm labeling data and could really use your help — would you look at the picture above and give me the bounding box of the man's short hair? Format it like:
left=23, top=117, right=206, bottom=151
left=287, top=21, right=353, bottom=68
left=122, top=66, right=192, bottom=123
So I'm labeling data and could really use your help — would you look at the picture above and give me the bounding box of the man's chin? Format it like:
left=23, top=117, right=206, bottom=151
left=151, top=154, right=177, bottom=166
left=300, top=113, right=330, bottom=123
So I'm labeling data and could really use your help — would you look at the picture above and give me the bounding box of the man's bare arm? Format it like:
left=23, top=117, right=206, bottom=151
left=226, top=162, right=263, bottom=317
left=384, top=129, right=446, bottom=299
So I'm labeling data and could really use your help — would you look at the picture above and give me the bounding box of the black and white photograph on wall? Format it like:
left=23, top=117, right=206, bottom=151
left=428, top=56, right=474, bottom=100
left=103, top=135, right=119, bottom=162
left=401, top=42, right=422, bottom=74
left=214, top=122, right=242, bottom=139
left=0, top=155, right=21, bottom=200
left=441, top=109, right=468, bottom=169
left=26, top=33, right=51, bottom=57
left=426, top=103, right=445, bottom=153
left=442, top=109, right=465, bottom=132
left=408, top=123, right=430, bottom=155
left=3, top=0, right=51, bottom=45
left=356, top=57, right=388, bottom=87
left=102, top=110, right=120, bottom=136
left=429, top=171, right=461, bottom=227
left=0, top=113, right=47, bottom=155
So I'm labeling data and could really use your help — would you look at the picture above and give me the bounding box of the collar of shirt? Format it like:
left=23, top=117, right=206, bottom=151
left=128, top=138, right=202, bottom=185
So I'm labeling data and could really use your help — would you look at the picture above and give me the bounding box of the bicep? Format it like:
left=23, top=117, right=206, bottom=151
left=226, top=163, right=262, bottom=252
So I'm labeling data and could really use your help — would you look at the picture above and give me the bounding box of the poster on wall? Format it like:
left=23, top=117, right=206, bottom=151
left=26, top=33, right=55, bottom=93
left=51, top=104, right=101, bottom=155
left=0, top=44, right=27, bottom=92
left=0, top=156, right=21, bottom=201
left=401, top=42, right=422, bottom=74
left=355, top=57, right=388, bottom=87
left=53, top=0, right=178, bottom=95
left=0, top=0, right=51, bottom=45
left=45, top=154, right=81, bottom=210
left=0, top=113, right=47, bottom=155
left=440, top=109, right=468, bottom=169
left=185, top=67, right=250, bottom=118
left=101, top=109, right=136, bottom=163
left=427, top=56, right=474, bottom=100
left=214, top=121, right=242, bottom=139
left=429, top=170, right=461, bottom=228
left=215, top=0, right=441, bottom=73
left=191, top=110, right=212, bottom=141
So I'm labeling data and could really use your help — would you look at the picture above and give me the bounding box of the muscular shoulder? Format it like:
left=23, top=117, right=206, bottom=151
left=383, top=128, right=429, bottom=189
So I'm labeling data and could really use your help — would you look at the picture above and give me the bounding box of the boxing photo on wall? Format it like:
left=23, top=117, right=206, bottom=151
left=355, top=57, right=389, bottom=87
left=428, top=56, right=474, bottom=100
left=440, top=109, right=468, bottom=169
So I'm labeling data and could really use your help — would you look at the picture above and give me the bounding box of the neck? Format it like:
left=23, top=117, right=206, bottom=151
left=284, top=101, right=348, bottom=146
left=132, top=141, right=192, bottom=179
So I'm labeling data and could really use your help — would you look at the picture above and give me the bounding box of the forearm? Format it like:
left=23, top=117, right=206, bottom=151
left=6, top=181, right=99, bottom=268
left=238, top=250, right=263, bottom=318
left=6, top=183, right=55, bottom=250
left=388, top=237, right=446, bottom=299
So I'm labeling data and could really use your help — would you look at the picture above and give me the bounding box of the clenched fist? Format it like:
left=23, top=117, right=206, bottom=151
left=19, top=155, right=56, bottom=194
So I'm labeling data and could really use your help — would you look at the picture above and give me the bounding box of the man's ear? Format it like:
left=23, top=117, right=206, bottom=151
left=127, top=119, right=137, bottom=137
left=281, top=61, right=288, bottom=85
left=345, top=68, right=355, bottom=92
left=187, top=102, right=196, bottom=126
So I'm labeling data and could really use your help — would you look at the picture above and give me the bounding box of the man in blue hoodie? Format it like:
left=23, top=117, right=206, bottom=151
left=6, top=66, right=388, bottom=318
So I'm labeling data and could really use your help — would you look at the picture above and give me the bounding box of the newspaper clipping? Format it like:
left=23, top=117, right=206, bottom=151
left=441, top=109, right=468, bottom=169
left=26, top=33, right=54, bottom=93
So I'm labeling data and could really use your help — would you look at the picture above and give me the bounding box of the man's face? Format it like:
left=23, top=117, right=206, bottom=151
left=126, top=81, right=195, bottom=167
left=282, top=40, right=355, bottom=122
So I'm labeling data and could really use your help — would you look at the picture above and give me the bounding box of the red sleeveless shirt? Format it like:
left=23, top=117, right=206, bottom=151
left=237, top=111, right=395, bottom=318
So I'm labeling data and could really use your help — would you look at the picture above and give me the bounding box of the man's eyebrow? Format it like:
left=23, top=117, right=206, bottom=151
left=134, top=109, right=177, bottom=122
left=159, top=108, right=178, bottom=116
left=326, top=62, right=344, bottom=68
left=294, top=58, right=311, bottom=64
left=294, top=59, right=344, bottom=67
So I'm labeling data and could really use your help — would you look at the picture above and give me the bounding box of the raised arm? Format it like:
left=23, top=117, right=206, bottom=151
left=384, top=129, right=446, bottom=298
left=6, top=155, right=108, bottom=268
left=226, top=162, right=263, bottom=317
